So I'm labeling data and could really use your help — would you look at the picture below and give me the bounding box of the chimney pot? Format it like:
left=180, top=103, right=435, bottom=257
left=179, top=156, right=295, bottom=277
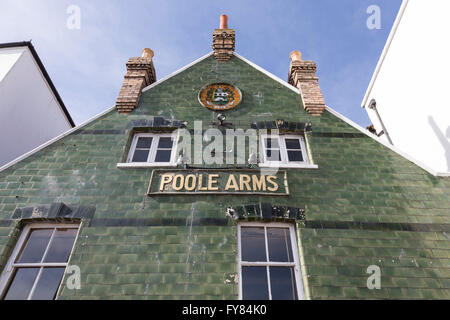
left=142, top=48, right=154, bottom=59
left=290, top=50, right=302, bottom=62
left=220, top=14, right=228, bottom=29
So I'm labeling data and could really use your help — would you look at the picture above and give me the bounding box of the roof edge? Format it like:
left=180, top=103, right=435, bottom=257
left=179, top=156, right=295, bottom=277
left=141, top=51, right=301, bottom=95
left=361, top=0, right=410, bottom=108
left=142, top=52, right=214, bottom=93
left=0, top=41, right=75, bottom=127
left=325, top=105, right=447, bottom=177
left=232, top=52, right=300, bottom=94
left=0, top=106, right=115, bottom=173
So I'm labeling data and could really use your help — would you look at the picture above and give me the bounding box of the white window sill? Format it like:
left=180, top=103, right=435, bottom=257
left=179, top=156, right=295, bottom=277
left=117, top=162, right=177, bottom=168
left=258, top=163, right=319, bottom=169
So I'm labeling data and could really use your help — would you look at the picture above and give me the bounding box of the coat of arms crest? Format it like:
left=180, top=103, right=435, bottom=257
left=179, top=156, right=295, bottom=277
left=198, top=83, right=242, bottom=110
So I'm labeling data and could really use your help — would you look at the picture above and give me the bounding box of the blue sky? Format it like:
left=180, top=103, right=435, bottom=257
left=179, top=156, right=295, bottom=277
left=0, top=0, right=402, bottom=126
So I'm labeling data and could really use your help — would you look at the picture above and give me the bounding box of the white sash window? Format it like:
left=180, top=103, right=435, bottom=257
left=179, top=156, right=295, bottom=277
left=0, top=224, right=80, bottom=300
left=260, top=134, right=317, bottom=168
left=127, top=133, right=177, bottom=166
left=238, top=222, right=305, bottom=300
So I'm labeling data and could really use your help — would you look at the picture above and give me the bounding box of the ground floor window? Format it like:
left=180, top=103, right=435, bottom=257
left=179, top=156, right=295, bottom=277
left=0, top=224, right=79, bottom=300
left=238, top=222, right=305, bottom=300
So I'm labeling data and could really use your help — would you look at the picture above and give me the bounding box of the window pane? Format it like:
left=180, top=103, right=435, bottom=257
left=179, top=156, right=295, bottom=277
left=242, top=266, right=269, bottom=300
left=285, top=139, right=301, bottom=150
left=132, top=149, right=150, bottom=162
left=266, top=149, right=281, bottom=161
left=267, top=228, right=294, bottom=262
left=270, top=267, right=297, bottom=300
left=4, top=268, right=40, bottom=300
left=287, top=151, right=303, bottom=162
left=241, top=227, right=266, bottom=262
left=264, top=138, right=279, bottom=149
left=136, top=137, right=153, bottom=149
left=17, top=229, right=53, bottom=263
left=154, top=150, right=172, bottom=162
left=31, top=267, right=65, bottom=300
left=44, top=229, right=78, bottom=263
left=158, top=137, right=173, bottom=148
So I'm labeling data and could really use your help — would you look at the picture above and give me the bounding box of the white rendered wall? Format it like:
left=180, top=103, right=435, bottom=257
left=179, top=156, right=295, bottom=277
left=0, top=47, right=72, bottom=166
left=0, top=48, right=23, bottom=81
left=363, top=0, right=450, bottom=174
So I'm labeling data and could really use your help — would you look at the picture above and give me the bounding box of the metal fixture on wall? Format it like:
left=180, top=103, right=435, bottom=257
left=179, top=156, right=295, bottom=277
left=210, top=113, right=234, bottom=128
left=368, top=99, right=393, bottom=145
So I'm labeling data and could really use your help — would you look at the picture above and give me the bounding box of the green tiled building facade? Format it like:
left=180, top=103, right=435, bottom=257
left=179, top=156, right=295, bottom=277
left=0, top=24, right=449, bottom=299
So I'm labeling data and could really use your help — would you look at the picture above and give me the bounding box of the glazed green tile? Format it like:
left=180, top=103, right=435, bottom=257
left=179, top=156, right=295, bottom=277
left=0, top=53, right=449, bottom=300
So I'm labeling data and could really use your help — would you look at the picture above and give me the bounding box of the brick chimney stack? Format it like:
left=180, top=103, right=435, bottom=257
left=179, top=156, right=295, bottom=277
left=116, top=48, right=156, bottom=114
left=212, top=14, right=235, bottom=62
left=288, top=50, right=326, bottom=116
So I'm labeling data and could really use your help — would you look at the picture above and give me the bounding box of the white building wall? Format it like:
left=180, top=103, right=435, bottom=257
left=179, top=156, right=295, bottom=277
left=362, top=0, right=450, bottom=174
left=0, top=47, right=72, bottom=166
left=0, top=48, right=23, bottom=81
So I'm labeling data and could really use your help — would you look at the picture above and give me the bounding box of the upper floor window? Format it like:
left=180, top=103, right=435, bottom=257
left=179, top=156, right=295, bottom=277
left=260, top=134, right=314, bottom=168
left=238, top=222, right=305, bottom=300
left=127, top=133, right=177, bottom=166
left=0, top=224, right=79, bottom=300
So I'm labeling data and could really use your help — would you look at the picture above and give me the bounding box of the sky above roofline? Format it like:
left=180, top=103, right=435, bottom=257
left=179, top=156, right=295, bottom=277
left=0, top=0, right=402, bottom=127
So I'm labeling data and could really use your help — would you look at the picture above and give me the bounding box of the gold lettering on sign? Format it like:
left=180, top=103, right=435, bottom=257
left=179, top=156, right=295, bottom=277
left=225, top=174, right=239, bottom=191
left=266, top=175, right=279, bottom=191
left=184, top=174, right=196, bottom=191
left=160, top=174, right=173, bottom=191
left=173, top=174, right=185, bottom=191
left=198, top=174, right=208, bottom=191
left=239, top=174, right=251, bottom=191
left=252, top=175, right=266, bottom=191
left=154, top=171, right=284, bottom=194
left=208, top=174, right=219, bottom=191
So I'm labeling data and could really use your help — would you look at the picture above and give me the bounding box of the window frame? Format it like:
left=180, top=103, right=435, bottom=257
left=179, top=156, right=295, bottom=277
left=237, top=222, right=305, bottom=300
left=259, top=134, right=317, bottom=168
left=0, top=223, right=80, bottom=300
left=122, top=132, right=178, bottom=167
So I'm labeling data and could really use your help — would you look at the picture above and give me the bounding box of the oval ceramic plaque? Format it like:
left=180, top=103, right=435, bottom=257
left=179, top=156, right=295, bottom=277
left=198, top=83, right=242, bottom=111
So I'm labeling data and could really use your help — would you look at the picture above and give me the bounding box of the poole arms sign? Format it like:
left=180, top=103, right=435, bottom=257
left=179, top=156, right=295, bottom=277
left=148, top=169, right=289, bottom=196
